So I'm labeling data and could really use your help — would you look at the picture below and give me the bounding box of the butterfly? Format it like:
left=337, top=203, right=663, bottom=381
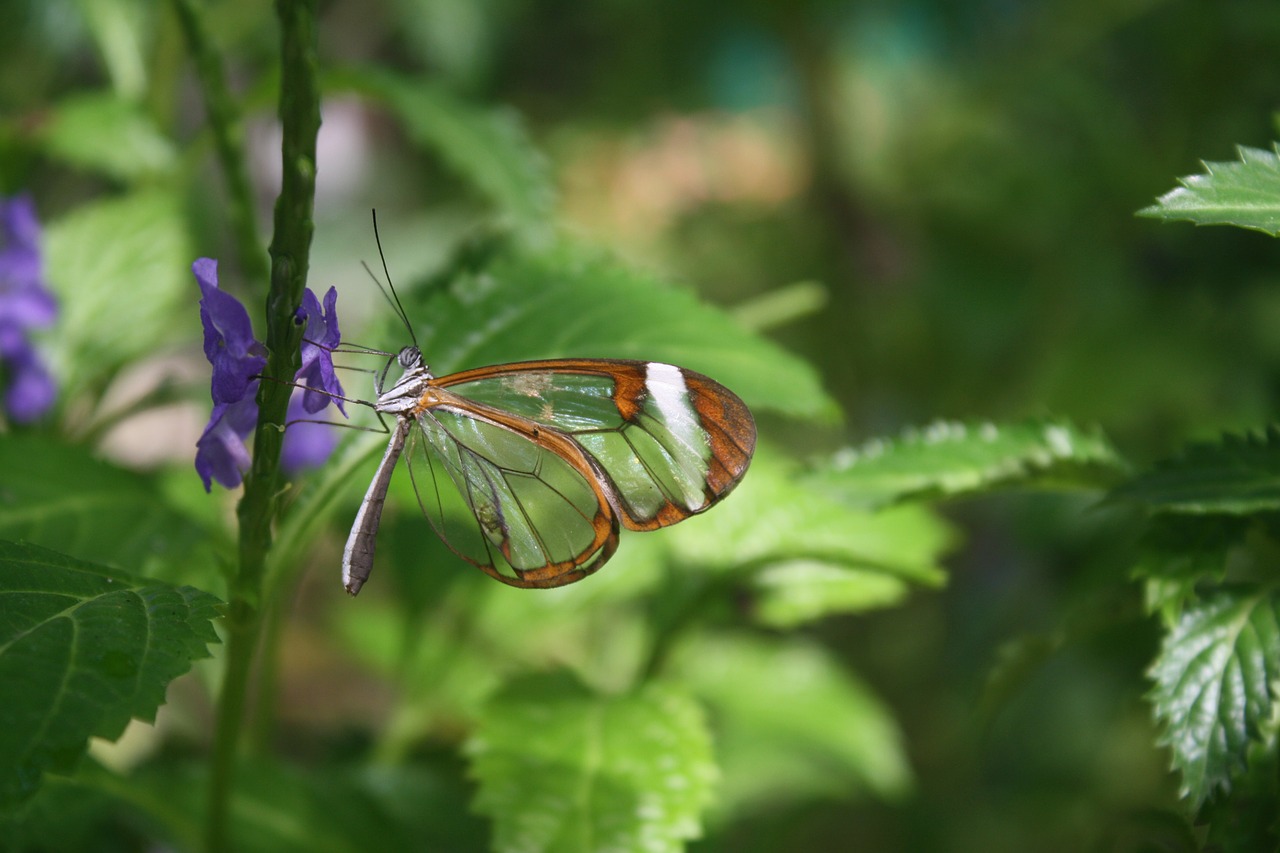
left=341, top=345, right=757, bottom=594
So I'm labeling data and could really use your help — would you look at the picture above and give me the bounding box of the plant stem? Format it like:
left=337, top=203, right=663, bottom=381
left=203, top=2, right=320, bottom=851
left=169, top=0, right=270, bottom=285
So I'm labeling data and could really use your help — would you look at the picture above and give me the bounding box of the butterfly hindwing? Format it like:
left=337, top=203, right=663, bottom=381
left=407, top=393, right=619, bottom=588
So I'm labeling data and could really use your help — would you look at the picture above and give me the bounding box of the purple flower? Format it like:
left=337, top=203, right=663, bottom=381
left=0, top=194, right=57, bottom=422
left=196, top=258, right=267, bottom=405
left=296, top=285, right=345, bottom=415
left=194, top=257, right=344, bottom=490
left=281, top=393, right=339, bottom=473
left=195, top=396, right=258, bottom=491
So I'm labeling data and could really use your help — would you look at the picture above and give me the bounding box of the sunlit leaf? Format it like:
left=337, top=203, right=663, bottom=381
left=0, top=541, right=221, bottom=811
left=1148, top=587, right=1280, bottom=809
left=751, top=560, right=912, bottom=628
left=397, top=244, right=837, bottom=422
left=37, top=93, right=177, bottom=180
left=813, top=419, right=1125, bottom=509
left=43, top=189, right=192, bottom=398
left=1111, top=428, right=1280, bottom=514
left=670, top=447, right=950, bottom=586
left=673, top=633, right=911, bottom=816
left=1138, top=144, right=1280, bottom=236
left=468, top=673, right=716, bottom=853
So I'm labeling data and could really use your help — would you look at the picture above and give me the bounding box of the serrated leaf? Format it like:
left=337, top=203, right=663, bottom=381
left=401, top=244, right=837, bottom=421
left=1138, top=144, right=1280, bottom=236
left=467, top=674, right=716, bottom=853
left=670, top=448, right=950, bottom=587
left=1111, top=428, right=1280, bottom=514
left=1148, top=587, right=1280, bottom=809
left=1134, top=516, right=1246, bottom=620
left=673, top=633, right=911, bottom=816
left=813, top=419, right=1125, bottom=509
left=330, top=67, right=555, bottom=239
left=0, top=435, right=224, bottom=585
left=0, top=541, right=221, bottom=811
left=37, top=93, right=177, bottom=181
left=43, top=189, right=192, bottom=398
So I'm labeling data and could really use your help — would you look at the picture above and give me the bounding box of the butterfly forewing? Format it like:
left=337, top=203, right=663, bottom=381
left=435, top=359, right=756, bottom=531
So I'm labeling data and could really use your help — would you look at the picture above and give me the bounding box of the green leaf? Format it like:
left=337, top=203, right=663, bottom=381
left=1138, top=144, right=1280, bottom=236
left=36, top=93, right=177, bottom=181
left=329, top=66, right=555, bottom=239
left=1148, top=587, right=1280, bottom=809
left=1111, top=428, right=1280, bottom=515
left=1134, top=515, right=1247, bottom=621
left=670, top=447, right=950, bottom=587
left=0, top=541, right=221, bottom=811
left=467, top=674, right=716, bottom=853
left=0, top=435, right=224, bottom=586
left=751, top=560, right=912, bottom=628
left=403, top=243, right=838, bottom=421
left=673, top=633, right=911, bottom=816
left=812, top=419, right=1126, bottom=509
left=43, top=189, right=192, bottom=399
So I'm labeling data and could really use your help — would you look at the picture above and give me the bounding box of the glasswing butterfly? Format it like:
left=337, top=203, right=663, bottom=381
left=339, top=235, right=757, bottom=595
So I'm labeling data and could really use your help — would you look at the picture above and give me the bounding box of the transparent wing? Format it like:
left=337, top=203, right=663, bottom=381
left=405, top=400, right=619, bottom=588
left=435, top=359, right=756, bottom=531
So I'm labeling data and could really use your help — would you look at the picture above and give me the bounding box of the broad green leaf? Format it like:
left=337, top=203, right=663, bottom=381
left=37, top=93, right=177, bottom=181
left=468, top=674, right=716, bottom=853
left=0, top=435, right=224, bottom=586
left=812, top=419, right=1125, bottom=509
left=669, top=447, right=950, bottom=586
left=43, top=189, right=192, bottom=399
left=1138, top=144, right=1280, bottom=236
left=1110, top=428, right=1280, bottom=514
left=1148, top=587, right=1280, bottom=809
left=399, top=244, right=837, bottom=421
left=329, top=66, right=555, bottom=239
left=0, top=541, right=221, bottom=811
left=673, top=633, right=911, bottom=816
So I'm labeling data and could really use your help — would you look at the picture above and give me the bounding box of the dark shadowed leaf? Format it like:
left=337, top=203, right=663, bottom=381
left=1111, top=428, right=1280, bottom=515
left=0, top=541, right=221, bottom=811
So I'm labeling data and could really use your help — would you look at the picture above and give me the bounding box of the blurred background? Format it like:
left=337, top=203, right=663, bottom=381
left=5, top=0, right=1280, bottom=849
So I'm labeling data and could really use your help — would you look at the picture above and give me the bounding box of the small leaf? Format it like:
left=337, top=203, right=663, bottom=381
left=813, top=419, right=1125, bottom=509
left=1138, top=144, right=1280, bottom=236
left=1111, top=428, right=1280, bottom=514
left=467, top=674, right=716, bottom=853
left=673, top=633, right=911, bottom=816
left=751, top=560, right=911, bottom=628
left=0, top=541, right=221, bottom=810
left=37, top=93, right=177, bottom=181
left=330, top=67, right=555, bottom=240
left=1148, top=587, right=1280, bottom=809
left=405, top=244, right=838, bottom=421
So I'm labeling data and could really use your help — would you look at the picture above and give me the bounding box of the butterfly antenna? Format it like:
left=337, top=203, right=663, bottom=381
left=370, top=208, right=418, bottom=348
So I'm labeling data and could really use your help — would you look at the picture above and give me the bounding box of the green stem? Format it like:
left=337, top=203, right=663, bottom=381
left=169, top=0, right=270, bottom=286
left=203, top=2, right=320, bottom=852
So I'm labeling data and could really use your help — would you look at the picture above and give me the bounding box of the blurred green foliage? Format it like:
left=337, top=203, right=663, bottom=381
left=4, top=0, right=1280, bottom=850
